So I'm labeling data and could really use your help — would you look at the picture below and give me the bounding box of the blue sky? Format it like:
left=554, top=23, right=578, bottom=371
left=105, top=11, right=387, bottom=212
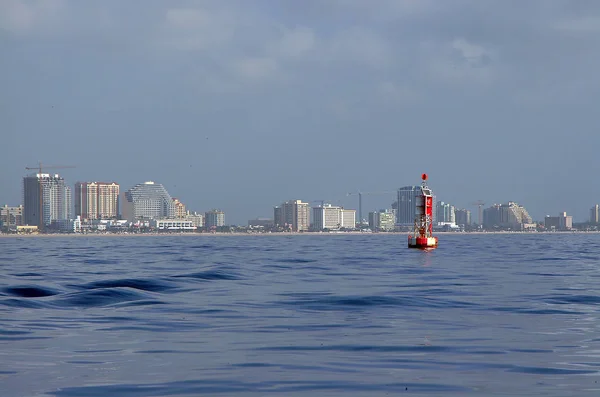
left=2, top=0, right=599, bottom=224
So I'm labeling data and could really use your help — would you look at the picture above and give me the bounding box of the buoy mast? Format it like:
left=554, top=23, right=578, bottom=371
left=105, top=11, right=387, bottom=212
left=408, top=173, right=438, bottom=249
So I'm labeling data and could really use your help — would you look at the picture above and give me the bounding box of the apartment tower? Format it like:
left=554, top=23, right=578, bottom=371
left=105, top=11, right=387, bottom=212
left=274, top=200, right=310, bottom=232
left=75, top=182, right=120, bottom=220
left=23, top=173, right=72, bottom=229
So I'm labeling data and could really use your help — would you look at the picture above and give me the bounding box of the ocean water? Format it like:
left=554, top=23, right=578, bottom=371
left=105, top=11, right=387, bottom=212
left=1, top=233, right=600, bottom=396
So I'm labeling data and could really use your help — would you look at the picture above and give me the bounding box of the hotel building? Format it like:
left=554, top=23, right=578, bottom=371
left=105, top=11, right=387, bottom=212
left=274, top=200, right=310, bottom=232
left=121, top=181, right=175, bottom=221
left=75, top=182, right=119, bottom=220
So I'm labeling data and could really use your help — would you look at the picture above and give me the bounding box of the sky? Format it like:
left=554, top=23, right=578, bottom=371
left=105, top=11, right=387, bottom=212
left=1, top=0, right=600, bottom=225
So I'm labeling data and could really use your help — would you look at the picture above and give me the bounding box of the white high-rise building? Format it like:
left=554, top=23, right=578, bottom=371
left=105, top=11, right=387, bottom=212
left=23, top=174, right=72, bottom=229
left=312, top=204, right=356, bottom=230
left=341, top=209, right=356, bottom=229
left=436, top=201, right=456, bottom=224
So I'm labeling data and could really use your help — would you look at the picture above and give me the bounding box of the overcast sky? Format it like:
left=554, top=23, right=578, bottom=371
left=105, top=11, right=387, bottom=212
left=2, top=0, right=600, bottom=224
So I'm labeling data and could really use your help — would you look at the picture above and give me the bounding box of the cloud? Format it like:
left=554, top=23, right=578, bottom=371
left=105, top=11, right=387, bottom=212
left=320, top=0, right=436, bottom=21
left=0, top=0, right=65, bottom=34
left=418, top=38, right=496, bottom=86
left=325, top=28, right=391, bottom=69
left=451, top=38, right=494, bottom=68
left=161, top=6, right=236, bottom=51
left=231, top=57, right=279, bottom=82
left=377, top=81, right=422, bottom=104
left=268, top=26, right=315, bottom=59
left=555, top=16, right=600, bottom=33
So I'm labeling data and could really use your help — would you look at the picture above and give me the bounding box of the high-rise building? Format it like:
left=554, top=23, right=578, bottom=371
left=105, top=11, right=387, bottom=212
left=121, top=181, right=175, bottom=221
left=311, top=204, right=356, bottom=231
left=274, top=200, right=310, bottom=231
left=172, top=198, right=186, bottom=218
left=205, top=209, right=225, bottom=229
left=312, top=204, right=341, bottom=230
left=455, top=208, right=471, bottom=226
left=483, top=202, right=532, bottom=230
left=545, top=212, right=573, bottom=231
left=341, top=209, right=356, bottom=229
left=368, top=209, right=395, bottom=231
left=97, top=182, right=119, bottom=219
left=591, top=205, right=599, bottom=224
left=75, top=182, right=119, bottom=220
left=436, top=201, right=456, bottom=224
left=23, top=173, right=72, bottom=229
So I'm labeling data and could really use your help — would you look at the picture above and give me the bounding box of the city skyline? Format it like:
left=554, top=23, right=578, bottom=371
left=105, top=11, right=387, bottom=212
left=2, top=1, right=600, bottom=224
left=2, top=169, right=596, bottom=228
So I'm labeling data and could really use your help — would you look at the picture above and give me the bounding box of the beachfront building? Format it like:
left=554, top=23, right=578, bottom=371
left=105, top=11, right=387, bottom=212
left=172, top=198, right=186, bottom=218
left=248, top=218, right=274, bottom=228
left=185, top=211, right=204, bottom=229
left=483, top=202, right=533, bottom=230
left=591, top=205, right=599, bottom=224
left=23, top=173, right=72, bottom=229
left=121, top=181, right=175, bottom=222
left=545, top=212, right=573, bottom=231
left=205, top=209, right=225, bottom=229
left=1, top=204, right=23, bottom=230
left=312, top=204, right=342, bottom=230
left=368, top=209, right=396, bottom=231
left=151, top=218, right=196, bottom=231
left=436, top=201, right=455, bottom=225
left=75, top=182, right=119, bottom=220
left=455, top=208, right=471, bottom=227
left=274, top=200, right=310, bottom=232
left=312, top=204, right=357, bottom=231
left=341, top=209, right=356, bottom=229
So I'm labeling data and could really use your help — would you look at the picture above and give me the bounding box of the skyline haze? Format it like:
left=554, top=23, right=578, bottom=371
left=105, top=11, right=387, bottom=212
left=2, top=0, right=599, bottom=224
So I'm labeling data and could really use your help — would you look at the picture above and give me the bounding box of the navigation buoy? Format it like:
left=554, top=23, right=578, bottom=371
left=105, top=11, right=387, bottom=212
left=408, top=173, right=438, bottom=249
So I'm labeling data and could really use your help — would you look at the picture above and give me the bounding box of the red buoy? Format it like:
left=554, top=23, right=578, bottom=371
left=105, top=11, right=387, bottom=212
left=408, top=173, right=438, bottom=249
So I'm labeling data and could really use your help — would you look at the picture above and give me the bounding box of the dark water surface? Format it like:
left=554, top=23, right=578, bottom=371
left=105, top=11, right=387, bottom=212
left=1, top=233, right=600, bottom=396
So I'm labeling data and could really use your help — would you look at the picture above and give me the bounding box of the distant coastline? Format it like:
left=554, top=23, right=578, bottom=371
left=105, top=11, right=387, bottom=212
left=1, top=230, right=598, bottom=238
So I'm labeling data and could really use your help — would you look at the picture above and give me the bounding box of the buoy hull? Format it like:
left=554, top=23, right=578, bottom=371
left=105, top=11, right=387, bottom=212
left=408, top=236, right=438, bottom=249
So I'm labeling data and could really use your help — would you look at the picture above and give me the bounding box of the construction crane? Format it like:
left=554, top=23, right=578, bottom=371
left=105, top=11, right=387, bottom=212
left=346, top=191, right=394, bottom=226
left=24, top=162, right=76, bottom=232
left=471, top=200, right=485, bottom=227
left=25, top=162, right=76, bottom=175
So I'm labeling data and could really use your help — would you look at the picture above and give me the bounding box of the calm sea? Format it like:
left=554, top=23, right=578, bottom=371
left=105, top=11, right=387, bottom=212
left=1, top=233, right=600, bottom=396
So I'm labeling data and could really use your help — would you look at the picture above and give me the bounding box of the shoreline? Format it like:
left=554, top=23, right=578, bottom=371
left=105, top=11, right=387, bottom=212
left=1, top=230, right=598, bottom=238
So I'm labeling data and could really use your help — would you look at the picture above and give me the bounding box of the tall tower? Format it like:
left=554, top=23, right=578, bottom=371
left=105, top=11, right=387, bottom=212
left=591, top=205, right=599, bottom=224
left=23, top=173, right=71, bottom=229
left=274, top=200, right=310, bottom=231
left=396, top=186, right=420, bottom=226
left=75, top=182, right=120, bottom=220
left=205, top=209, right=225, bottom=229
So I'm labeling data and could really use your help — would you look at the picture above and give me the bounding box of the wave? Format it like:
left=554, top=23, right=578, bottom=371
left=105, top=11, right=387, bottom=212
left=2, top=286, right=59, bottom=298
left=279, top=294, right=475, bottom=310
left=75, top=278, right=177, bottom=293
